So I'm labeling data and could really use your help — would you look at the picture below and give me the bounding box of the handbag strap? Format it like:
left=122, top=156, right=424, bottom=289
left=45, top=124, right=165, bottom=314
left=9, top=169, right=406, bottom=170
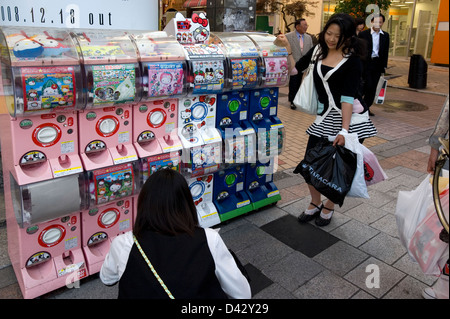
left=133, top=235, right=175, bottom=299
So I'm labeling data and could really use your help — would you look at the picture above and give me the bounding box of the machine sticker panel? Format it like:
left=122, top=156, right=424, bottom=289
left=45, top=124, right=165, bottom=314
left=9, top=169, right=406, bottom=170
left=21, top=66, right=76, bottom=112
left=92, top=163, right=134, bottom=205
left=147, top=62, right=184, bottom=97
left=230, top=58, right=258, bottom=89
left=92, top=64, right=136, bottom=105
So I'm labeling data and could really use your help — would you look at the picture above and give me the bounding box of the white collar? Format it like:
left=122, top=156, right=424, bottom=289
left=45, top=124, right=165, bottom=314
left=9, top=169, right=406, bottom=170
left=370, top=27, right=384, bottom=35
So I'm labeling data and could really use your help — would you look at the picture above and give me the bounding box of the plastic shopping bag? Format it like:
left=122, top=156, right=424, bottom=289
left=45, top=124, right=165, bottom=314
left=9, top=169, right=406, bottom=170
left=395, top=175, right=433, bottom=249
left=361, top=144, right=388, bottom=186
left=329, top=132, right=369, bottom=199
left=294, top=138, right=357, bottom=206
left=408, top=187, right=449, bottom=275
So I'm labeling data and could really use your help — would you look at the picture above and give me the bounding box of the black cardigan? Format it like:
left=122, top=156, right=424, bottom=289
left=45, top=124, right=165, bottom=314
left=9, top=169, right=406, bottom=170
left=295, top=45, right=367, bottom=115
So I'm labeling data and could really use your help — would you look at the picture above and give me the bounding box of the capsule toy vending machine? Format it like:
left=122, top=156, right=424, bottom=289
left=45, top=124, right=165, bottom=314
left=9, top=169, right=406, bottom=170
left=0, top=27, right=88, bottom=298
left=165, top=13, right=223, bottom=179
left=71, top=30, right=140, bottom=274
left=129, top=31, right=184, bottom=193
left=82, top=161, right=139, bottom=274
left=72, top=30, right=140, bottom=171
left=246, top=33, right=289, bottom=88
left=245, top=159, right=280, bottom=210
left=164, top=12, right=222, bottom=227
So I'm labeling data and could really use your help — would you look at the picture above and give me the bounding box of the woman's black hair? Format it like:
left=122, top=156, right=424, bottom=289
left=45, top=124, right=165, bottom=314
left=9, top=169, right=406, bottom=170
left=318, top=13, right=367, bottom=60
left=133, top=168, right=198, bottom=238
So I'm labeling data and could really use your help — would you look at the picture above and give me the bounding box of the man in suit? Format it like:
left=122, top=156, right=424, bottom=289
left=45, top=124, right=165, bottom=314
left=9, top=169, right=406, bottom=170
left=359, top=13, right=390, bottom=116
left=286, top=19, right=314, bottom=109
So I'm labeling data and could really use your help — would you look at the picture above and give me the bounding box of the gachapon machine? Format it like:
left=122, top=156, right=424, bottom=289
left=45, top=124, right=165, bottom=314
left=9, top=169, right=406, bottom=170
left=177, top=94, right=222, bottom=177
left=213, top=164, right=253, bottom=222
left=5, top=171, right=88, bottom=299
left=72, top=30, right=140, bottom=171
left=216, top=90, right=256, bottom=166
left=244, top=160, right=281, bottom=210
left=81, top=161, right=139, bottom=273
left=130, top=30, right=186, bottom=99
left=187, top=174, right=221, bottom=228
left=0, top=27, right=85, bottom=184
left=208, top=32, right=259, bottom=91
left=246, top=33, right=289, bottom=88
left=248, top=88, right=285, bottom=161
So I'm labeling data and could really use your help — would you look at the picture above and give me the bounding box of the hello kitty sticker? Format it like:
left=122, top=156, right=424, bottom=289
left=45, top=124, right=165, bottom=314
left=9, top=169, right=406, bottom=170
left=21, top=66, right=76, bottom=112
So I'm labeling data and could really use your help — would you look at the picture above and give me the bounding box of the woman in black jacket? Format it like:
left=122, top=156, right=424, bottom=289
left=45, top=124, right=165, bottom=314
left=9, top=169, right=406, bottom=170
left=100, top=169, right=251, bottom=299
left=276, top=13, right=377, bottom=226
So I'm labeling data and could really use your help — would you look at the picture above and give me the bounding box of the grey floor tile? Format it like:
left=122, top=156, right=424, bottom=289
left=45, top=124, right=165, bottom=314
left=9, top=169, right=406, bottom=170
left=293, top=270, right=359, bottom=299
left=330, top=219, right=380, bottom=247
left=252, top=283, right=296, bottom=299
left=262, top=251, right=324, bottom=292
left=370, top=214, right=401, bottom=238
left=312, top=241, right=369, bottom=276
left=344, top=257, right=406, bottom=298
left=244, top=205, right=287, bottom=227
left=382, top=276, right=428, bottom=299
left=392, top=254, right=437, bottom=286
left=344, top=203, right=388, bottom=225
left=359, top=233, right=407, bottom=265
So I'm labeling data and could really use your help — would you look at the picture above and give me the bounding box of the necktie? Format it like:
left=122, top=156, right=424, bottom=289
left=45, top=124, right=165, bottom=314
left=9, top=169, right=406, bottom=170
left=300, top=34, right=304, bottom=51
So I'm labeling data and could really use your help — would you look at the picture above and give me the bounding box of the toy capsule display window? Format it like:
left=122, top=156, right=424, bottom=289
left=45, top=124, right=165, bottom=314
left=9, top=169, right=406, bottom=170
left=246, top=33, right=289, bottom=88
left=130, top=31, right=187, bottom=99
left=0, top=27, right=85, bottom=116
left=71, top=29, right=142, bottom=109
left=208, top=32, right=259, bottom=91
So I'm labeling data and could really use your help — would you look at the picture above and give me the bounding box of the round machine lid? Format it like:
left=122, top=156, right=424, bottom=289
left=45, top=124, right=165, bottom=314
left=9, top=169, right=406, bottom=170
left=99, top=118, right=117, bottom=134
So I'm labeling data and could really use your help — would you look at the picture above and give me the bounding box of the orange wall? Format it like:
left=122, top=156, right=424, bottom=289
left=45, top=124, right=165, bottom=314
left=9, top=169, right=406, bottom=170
left=430, top=0, right=449, bottom=64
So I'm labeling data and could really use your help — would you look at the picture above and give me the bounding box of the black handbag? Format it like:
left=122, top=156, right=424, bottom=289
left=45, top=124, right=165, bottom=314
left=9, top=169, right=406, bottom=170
left=294, top=138, right=357, bottom=206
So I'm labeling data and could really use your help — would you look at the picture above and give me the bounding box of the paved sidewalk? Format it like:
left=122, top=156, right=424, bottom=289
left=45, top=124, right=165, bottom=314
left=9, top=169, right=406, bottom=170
left=0, top=57, right=448, bottom=300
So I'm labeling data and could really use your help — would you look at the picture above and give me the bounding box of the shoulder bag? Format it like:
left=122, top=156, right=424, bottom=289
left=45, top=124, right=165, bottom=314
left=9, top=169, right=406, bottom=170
left=293, top=45, right=320, bottom=114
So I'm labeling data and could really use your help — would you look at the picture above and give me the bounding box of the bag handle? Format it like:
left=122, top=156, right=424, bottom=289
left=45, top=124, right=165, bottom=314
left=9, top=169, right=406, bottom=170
left=133, top=235, right=175, bottom=299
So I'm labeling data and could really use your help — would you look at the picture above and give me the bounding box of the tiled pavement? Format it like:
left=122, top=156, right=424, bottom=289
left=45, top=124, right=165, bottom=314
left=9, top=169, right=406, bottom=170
left=0, top=57, right=448, bottom=300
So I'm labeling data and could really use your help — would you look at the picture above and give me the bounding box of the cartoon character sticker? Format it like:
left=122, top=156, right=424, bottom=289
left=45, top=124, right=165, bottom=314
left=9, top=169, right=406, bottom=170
left=230, top=58, right=258, bottom=89
left=21, top=66, right=76, bottom=112
left=92, top=164, right=134, bottom=205
left=264, top=57, right=289, bottom=86
left=147, top=62, right=184, bottom=97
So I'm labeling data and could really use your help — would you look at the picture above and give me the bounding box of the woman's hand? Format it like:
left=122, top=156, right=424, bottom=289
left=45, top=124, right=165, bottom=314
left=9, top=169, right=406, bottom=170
left=333, top=134, right=346, bottom=147
left=274, top=34, right=291, bottom=51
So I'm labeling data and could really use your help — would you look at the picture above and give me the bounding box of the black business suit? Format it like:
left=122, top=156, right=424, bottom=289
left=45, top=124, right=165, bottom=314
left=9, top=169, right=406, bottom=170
left=359, top=28, right=390, bottom=108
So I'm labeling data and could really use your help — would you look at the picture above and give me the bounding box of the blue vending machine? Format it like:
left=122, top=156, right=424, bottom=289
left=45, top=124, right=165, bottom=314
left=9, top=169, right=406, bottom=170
left=216, top=90, right=256, bottom=165
left=248, top=87, right=285, bottom=162
left=244, top=160, right=280, bottom=210
left=213, top=164, right=253, bottom=222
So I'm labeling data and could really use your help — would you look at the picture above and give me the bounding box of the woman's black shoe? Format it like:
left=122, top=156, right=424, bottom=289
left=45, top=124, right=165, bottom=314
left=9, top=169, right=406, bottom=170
left=298, top=203, right=323, bottom=223
left=315, top=206, right=334, bottom=227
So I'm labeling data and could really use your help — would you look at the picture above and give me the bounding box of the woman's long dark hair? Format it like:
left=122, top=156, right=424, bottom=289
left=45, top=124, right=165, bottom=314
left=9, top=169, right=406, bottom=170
left=318, top=13, right=367, bottom=60
left=133, top=168, right=198, bottom=238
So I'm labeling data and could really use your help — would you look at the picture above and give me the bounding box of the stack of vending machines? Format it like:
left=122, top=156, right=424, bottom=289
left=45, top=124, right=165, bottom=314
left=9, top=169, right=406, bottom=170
left=0, top=12, right=287, bottom=298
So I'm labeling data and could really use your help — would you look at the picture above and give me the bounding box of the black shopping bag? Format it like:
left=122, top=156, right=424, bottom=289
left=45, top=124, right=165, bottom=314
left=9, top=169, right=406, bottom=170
left=294, top=138, right=357, bottom=206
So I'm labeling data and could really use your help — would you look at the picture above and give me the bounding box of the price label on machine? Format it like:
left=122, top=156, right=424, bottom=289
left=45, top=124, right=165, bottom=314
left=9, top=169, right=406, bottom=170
left=0, top=0, right=158, bottom=30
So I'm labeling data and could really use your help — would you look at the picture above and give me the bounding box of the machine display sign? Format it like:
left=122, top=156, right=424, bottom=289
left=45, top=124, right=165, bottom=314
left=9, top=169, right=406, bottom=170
left=92, top=63, right=135, bottom=106
left=21, top=66, right=76, bottom=112
left=92, top=163, right=134, bottom=205
left=147, top=62, right=184, bottom=97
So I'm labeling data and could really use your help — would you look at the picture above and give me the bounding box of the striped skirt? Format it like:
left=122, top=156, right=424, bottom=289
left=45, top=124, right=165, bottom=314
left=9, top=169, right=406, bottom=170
left=306, top=107, right=378, bottom=139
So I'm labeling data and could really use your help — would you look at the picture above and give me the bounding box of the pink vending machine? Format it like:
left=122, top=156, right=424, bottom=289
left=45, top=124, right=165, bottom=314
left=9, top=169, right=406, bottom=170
left=81, top=161, right=139, bottom=274
left=0, top=27, right=88, bottom=299
left=129, top=31, right=184, bottom=167
left=0, top=27, right=85, bottom=185
left=71, top=30, right=141, bottom=171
